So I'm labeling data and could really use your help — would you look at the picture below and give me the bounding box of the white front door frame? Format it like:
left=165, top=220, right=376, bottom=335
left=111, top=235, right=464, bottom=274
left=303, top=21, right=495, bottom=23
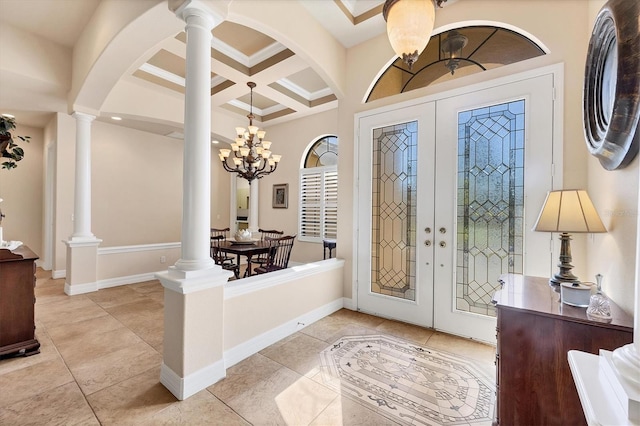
left=352, top=63, right=564, bottom=336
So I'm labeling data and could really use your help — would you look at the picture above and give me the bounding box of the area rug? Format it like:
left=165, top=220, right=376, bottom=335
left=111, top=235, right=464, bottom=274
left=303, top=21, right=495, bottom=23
left=319, top=335, right=495, bottom=426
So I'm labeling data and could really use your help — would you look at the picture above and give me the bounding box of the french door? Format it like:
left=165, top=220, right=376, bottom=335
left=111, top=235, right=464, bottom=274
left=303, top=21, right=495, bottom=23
left=356, top=72, right=556, bottom=342
left=356, top=103, right=437, bottom=327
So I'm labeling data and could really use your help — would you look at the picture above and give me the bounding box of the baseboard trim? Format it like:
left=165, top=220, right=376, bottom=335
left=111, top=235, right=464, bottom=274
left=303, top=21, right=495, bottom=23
left=98, top=272, right=164, bottom=289
left=64, top=281, right=98, bottom=295
left=160, top=359, right=226, bottom=400
left=52, top=269, right=66, bottom=279
left=224, top=297, right=345, bottom=368
left=342, top=297, right=355, bottom=310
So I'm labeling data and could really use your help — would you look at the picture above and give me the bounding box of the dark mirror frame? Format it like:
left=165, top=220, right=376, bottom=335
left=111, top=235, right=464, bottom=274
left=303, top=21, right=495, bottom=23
left=583, top=0, right=640, bottom=170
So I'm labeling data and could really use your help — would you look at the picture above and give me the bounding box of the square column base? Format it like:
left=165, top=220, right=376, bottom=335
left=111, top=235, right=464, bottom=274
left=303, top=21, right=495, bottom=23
left=568, top=349, right=640, bottom=425
left=64, top=238, right=102, bottom=295
left=157, top=266, right=231, bottom=400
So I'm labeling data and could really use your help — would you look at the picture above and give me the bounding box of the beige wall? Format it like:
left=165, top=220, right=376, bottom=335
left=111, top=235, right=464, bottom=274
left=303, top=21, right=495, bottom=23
left=92, top=121, right=183, bottom=246
left=3, top=0, right=636, bottom=316
left=0, top=123, right=43, bottom=255
left=52, top=113, right=76, bottom=275
left=45, top=113, right=231, bottom=276
left=335, top=0, right=611, bottom=301
left=251, top=109, right=339, bottom=264
left=584, top=0, right=637, bottom=315
left=224, top=263, right=344, bottom=352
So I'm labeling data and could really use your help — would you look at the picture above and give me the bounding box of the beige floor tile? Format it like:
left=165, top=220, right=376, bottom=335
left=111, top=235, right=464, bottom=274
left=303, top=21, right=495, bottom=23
left=0, top=381, right=99, bottom=426
left=86, top=286, right=148, bottom=309
left=87, top=366, right=176, bottom=424
left=330, top=308, right=387, bottom=329
left=129, top=280, right=163, bottom=294
left=35, top=296, right=108, bottom=328
left=375, top=319, right=434, bottom=344
left=0, top=358, right=74, bottom=408
left=301, top=315, right=350, bottom=342
left=260, top=332, right=331, bottom=377
left=310, top=394, right=399, bottom=426
left=226, top=366, right=337, bottom=425
left=56, top=326, right=143, bottom=367
left=208, top=352, right=283, bottom=402
left=151, top=390, right=250, bottom=425
left=105, top=298, right=164, bottom=318
left=46, top=314, right=125, bottom=344
left=144, top=289, right=166, bottom=304
left=70, top=341, right=162, bottom=395
left=324, top=323, right=382, bottom=344
left=105, top=299, right=165, bottom=348
left=0, top=329, right=59, bottom=376
left=425, top=331, right=496, bottom=364
left=34, top=281, right=68, bottom=305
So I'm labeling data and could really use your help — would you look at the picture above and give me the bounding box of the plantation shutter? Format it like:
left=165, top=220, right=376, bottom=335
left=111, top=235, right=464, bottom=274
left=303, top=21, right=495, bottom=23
left=299, top=166, right=337, bottom=242
left=323, top=169, right=338, bottom=239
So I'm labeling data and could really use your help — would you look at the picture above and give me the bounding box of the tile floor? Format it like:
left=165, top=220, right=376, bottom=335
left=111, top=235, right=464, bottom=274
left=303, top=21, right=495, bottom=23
left=0, top=269, right=496, bottom=425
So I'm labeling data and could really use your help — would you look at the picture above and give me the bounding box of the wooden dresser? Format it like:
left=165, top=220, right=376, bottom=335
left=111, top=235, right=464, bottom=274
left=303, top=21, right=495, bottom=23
left=0, top=245, right=40, bottom=357
left=492, top=274, right=633, bottom=426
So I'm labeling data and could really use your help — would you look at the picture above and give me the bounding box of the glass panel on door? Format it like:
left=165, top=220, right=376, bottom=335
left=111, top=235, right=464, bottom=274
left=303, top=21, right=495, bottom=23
left=371, top=121, right=418, bottom=301
left=456, top=100, right=525, bottom=317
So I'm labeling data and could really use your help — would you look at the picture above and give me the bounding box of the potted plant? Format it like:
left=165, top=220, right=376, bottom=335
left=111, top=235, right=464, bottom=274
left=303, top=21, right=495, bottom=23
left=0, top=115, right=30, bottom=170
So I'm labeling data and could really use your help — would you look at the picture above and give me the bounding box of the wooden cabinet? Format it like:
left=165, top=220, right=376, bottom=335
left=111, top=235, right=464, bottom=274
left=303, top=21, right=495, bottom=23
left=0, top=245, right=40, bottom=357
left=492, top=274, right=633, bottom=426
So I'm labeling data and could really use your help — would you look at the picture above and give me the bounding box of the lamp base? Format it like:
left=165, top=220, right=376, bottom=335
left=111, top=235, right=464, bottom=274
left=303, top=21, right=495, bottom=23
left=549, top=275, right=580, bottom=292
left=549, top=232, right=580, bottom=292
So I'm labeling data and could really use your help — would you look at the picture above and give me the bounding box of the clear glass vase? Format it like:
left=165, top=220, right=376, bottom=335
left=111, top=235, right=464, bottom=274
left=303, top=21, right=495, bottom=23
left=586, top=274, right=612, bottom=322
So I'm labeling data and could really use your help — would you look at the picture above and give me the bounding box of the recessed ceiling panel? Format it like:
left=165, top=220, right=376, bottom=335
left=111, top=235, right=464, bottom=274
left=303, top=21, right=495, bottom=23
left=286, top=68, right=329, bottom=94
left=132, top=69, right=185, bottom=94
left=237, top=91, right=279, bottom=111
left=213, top=21, right=276, bottom=57
left=148, top=49, right=186, bottom=78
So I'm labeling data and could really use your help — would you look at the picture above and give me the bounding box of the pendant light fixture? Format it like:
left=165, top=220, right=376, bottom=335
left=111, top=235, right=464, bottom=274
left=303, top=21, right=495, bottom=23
left=383, top=0, right=448, bottom=69
left=218, top=82, right=281, bottom=184
left=441, top=30, right=468, bottom=75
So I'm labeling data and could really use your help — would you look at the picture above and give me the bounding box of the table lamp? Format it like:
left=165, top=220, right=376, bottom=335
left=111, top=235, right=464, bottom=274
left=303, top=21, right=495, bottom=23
left=533, top=189, right=607, bottom=291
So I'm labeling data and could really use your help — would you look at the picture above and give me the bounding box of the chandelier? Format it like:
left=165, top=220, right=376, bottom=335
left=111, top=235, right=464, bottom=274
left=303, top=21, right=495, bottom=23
left=218, top=82, right=281, bottom=184
left=383, top=0, right=448, bottom=69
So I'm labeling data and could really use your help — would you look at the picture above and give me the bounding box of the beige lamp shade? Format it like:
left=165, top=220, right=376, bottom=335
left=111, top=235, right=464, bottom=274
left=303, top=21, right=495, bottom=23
left=384, top=0, right=436, bottom=67
left=533, top=190, right=607, bottom=233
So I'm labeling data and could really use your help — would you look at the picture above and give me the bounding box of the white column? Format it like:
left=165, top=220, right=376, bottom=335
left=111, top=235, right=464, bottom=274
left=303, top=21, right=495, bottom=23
left=249, top=180, right=259, bottom=232
left=64, top=111, right=101, bottom=295
left=157, top=0, right=231, bottom=401
left=71, top=112, right=95, bottom=240
left=173, top=4, right=216, bottom=272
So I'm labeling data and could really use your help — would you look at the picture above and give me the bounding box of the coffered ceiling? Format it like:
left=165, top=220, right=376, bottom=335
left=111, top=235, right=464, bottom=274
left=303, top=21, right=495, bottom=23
left=0, top=0, right=388, bottom=135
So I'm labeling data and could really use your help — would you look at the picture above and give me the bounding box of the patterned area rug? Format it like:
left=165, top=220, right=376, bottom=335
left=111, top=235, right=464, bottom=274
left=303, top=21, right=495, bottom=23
left=319, top=335, right=495, bottom=426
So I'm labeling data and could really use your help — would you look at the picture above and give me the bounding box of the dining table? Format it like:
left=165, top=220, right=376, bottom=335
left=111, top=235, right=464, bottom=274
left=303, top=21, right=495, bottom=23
left=218, top=239, right=271, bottom=277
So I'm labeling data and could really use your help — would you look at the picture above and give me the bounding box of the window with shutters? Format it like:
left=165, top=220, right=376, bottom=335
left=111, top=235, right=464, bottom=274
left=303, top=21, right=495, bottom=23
left=299, top=136, right=338, bottom=242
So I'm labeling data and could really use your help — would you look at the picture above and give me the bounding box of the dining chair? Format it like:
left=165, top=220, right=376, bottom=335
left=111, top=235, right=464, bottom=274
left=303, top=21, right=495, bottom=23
left=210, top=227, right=233, bottom=263
left=210, top=234, right=240, bottom=279
left=254, top=228, right=284, bottom=268
left=254, top=235, right=295, bottom=274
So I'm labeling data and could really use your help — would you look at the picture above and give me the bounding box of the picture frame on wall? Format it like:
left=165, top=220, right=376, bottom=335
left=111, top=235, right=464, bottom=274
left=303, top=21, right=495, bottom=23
left=272, top=183, right=288, bottom=208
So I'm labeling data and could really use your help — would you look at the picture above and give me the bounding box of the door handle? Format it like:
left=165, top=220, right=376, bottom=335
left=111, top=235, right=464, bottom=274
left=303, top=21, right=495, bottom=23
left=439, top=227, right=446, bottom=234
left=424, top=240, right=432, bottom=247
left=439, top=241, right=446, bottom=248
left=425, top=227, right=431, bottom=234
